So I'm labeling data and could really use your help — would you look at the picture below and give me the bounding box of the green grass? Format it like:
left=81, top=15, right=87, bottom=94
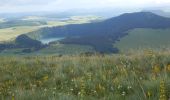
left=115, top=28, right=170, bottom=52
left=0, top=48, right=27, bottom=56
left=0, top=52, right=169, bottom=100
left=0, top=44, right=95, bottom=56
left=46, top=15, right=102, bottom=27
left=34, top=44, right=95, bottom=55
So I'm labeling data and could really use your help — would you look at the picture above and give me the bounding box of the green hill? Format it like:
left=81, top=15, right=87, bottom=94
left=115, top=28, right=170, bottom=52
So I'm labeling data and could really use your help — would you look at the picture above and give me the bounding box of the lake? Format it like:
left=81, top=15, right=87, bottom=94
left=40, top=37, right=65, bottom=44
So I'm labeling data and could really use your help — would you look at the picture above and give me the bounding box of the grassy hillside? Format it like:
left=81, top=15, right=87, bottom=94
left=35, top=44, right=95, bottom=55
left=0, top=52, right=169, bottom=100
left=0, top=26, right=40, bottom=42
left=115, top=28, right=170, bottom=52
left=0, top=44, right=94, bottom=56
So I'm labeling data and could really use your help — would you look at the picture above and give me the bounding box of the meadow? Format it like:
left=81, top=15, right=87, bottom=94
left=0, top=26, right=39, bottom=42
left=0, top=51, right=169, bottom=100
left=115, top=28, right=170, bottom=52
left=0, top=44, right=95, bottom=56
left=35, top=44, right=95, bottom=55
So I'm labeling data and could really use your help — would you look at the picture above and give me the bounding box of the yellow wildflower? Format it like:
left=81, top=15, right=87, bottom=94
left=147, top=91, right=151, bottom=98
left=12, top=93, right=15, bottom=100
left=166, top=64, right=170, bottom=72
left=159, top=80, right=167, bottom=100
left=152, top=64, right=161, bottom=74
left=42, top=75, right=49, bottom=81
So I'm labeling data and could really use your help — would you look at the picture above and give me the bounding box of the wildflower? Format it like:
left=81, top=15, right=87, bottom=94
left=102, top=74, right=106, bottom=81
left=159, top=80, right=167, bottom=100
left=151, top=74, right=156, bottom=80
left=53, top=91, right=55, bottom=95
left=166, top=64, right=170, bottom=72
left=118, top=85, right=122, bottom=89
left=111, top=86, right=114, bottom=91
left=93, top=90, right=97, bottom=93
left=127, top=86, right=132, bottom=90
left=144, top=49, right=154, bottom=56
left=140, top=77, right=143, bottom=80
left=152, top=64, right=161, bottom=74
left=147, top=91, right=152, bottom=98
left=70, top=88, right=74, bottom=91
left=79, top=78, right=86, bottom=96
left=122, top=91, right=126, bottom=96
left=42, top=75, right=49, bottom=81
left=98, top=84, right=102, bottom=90
left=44, top=88, right=47, bottom=92
left=95, top=83, right=105, bottom=95
left=87, top=73, right=92, bottom=81
left=53, top=87, right=56, bottom=90
left=12, top=93, right=15, bottom=100
left=36, top=80, right=42, bottom=87
left=32, top=84, right=37, bottom=88
left=113, top=77, right=119, bottom=84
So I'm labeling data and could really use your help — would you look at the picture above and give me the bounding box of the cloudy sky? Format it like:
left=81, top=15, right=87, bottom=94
left=0, top=0, right=170, bottom=13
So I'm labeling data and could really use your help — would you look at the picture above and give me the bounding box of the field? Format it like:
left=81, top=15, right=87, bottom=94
left=0, top=51, right=169, bottom=100
left=46, top=15, right=102, bottom=27
left=0, top=15, right=102, bottom=43
left=0, top=26, right=40, bottom=42
left=35, top=44, right=95, bottom=55
left=114, top=28, right=170, bottom=52
left=0, top=43, right=95, bottom=56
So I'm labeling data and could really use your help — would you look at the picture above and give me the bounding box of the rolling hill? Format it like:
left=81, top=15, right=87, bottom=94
left=115, top=28, right=170, bottom=52
left=26, top=12, right=170, bottom=53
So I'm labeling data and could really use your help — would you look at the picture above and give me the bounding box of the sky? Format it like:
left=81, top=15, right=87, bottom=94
left=0, top=0, right=170, bottom=13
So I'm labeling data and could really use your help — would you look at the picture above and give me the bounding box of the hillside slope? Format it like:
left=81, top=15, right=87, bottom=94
left=115, top=28, right=170, bottom=52
left=27, top=12, right=170, bottom=53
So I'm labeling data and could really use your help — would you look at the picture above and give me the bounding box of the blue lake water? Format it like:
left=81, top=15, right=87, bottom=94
left=40, top=37, right=65, bottom=44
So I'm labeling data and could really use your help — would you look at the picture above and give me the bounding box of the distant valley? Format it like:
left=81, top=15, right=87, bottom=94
left=0, top=15, right=102, bottom=42
left=1, top=11, right=170, bottom=55
left=25, top=12, right=170, bottom=53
